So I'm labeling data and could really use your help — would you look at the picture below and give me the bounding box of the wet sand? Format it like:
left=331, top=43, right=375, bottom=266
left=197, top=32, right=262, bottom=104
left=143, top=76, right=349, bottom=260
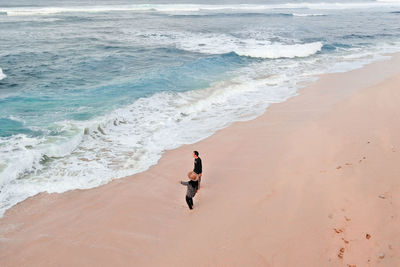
left=1, top=54, right=400, bottom=266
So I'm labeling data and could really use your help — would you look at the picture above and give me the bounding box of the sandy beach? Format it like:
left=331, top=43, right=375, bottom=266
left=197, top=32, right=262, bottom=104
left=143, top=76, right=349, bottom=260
left=1, top=54, right=400, bottom=266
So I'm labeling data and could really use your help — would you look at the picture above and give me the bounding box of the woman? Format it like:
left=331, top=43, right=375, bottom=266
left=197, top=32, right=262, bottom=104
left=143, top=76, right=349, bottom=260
left=180, top=171, right=199, bottom=210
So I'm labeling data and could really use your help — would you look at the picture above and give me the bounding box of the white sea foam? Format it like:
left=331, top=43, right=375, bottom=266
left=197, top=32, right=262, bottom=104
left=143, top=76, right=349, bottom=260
left=134, top=31, right=322, bottom=59
left=177, top=35, right=323, bottom=58
left=0, top=68, right=6, bottom=80
left=2, top=2, right=400, bottom=16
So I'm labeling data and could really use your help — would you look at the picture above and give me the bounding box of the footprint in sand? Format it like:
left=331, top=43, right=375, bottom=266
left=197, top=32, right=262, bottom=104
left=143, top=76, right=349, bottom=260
left=336, top=163, right=352, bottom=169
left=334, top=228, right=344, bottom=234
left=338, top=247, right=345, bottom=259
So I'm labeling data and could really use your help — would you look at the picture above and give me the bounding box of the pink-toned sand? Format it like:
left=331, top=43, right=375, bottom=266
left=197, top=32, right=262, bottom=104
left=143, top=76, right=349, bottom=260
left=1, top=54, right=400, bottom=266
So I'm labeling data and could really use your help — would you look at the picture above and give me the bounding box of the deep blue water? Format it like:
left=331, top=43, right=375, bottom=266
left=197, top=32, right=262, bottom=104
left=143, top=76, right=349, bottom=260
left=0, top=0, right=400, bottom=216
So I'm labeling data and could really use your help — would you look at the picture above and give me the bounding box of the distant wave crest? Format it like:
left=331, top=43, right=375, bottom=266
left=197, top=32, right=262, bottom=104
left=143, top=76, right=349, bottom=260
left=292, top=13, right=326, bottom=17
left=2, top=2, right=400, bottom=16
left=376, top=0, right=400, bottom=2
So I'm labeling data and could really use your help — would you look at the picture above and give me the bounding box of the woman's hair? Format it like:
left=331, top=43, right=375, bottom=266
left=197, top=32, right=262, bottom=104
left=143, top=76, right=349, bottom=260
left=188, top=171, right=197, bottom=180
left=193, top=151, right=199, bottom=156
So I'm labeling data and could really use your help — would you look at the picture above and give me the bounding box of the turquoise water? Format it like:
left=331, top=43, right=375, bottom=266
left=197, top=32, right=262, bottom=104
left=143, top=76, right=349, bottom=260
left=1, top=0, right=400, bottom=216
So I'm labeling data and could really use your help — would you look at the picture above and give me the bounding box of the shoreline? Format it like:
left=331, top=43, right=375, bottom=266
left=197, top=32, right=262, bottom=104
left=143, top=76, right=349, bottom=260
left=0, top=54, right=394, bottom=218
left=1, top=53, right=400, bottom=266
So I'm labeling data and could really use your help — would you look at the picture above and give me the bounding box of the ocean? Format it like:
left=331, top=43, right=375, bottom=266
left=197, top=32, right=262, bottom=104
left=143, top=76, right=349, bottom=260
left=0, top=0, right=400, bottom=216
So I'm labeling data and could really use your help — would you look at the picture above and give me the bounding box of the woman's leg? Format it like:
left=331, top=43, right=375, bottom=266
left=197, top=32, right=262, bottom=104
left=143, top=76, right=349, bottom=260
left=185, top=196, right=193, bottom=209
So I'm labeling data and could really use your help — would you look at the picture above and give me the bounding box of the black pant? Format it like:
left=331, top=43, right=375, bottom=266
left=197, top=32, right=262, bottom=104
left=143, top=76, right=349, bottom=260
left=185, top=196, right=193, bottom=209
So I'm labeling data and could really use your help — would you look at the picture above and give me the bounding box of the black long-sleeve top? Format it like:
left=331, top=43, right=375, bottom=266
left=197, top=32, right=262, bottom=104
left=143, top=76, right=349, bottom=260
left=193, top=157, right=202, bottom=174
left=181, top=180, right=198, bottom=198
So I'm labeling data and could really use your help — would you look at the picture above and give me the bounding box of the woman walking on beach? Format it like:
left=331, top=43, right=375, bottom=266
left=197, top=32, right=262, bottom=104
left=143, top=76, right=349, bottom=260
left=180, top=171, right=199, bottom=210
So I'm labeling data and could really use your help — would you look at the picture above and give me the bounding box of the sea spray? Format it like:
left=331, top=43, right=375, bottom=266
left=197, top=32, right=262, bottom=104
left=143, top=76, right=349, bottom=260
left=0, top=68, right=6, bottom=80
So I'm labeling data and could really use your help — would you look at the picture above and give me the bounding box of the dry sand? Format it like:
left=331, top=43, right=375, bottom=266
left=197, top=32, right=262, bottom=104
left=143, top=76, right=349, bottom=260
left=1, top=54, right=400, bottom=266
